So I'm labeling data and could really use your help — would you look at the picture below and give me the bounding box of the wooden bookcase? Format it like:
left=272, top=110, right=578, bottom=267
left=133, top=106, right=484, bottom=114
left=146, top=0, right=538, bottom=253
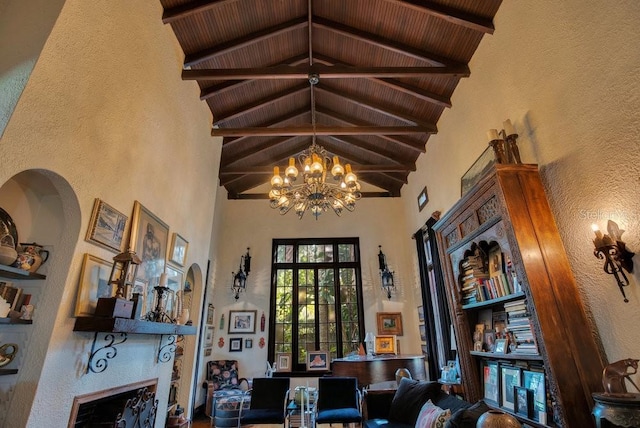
left=433, top=164, right=605, bottom=427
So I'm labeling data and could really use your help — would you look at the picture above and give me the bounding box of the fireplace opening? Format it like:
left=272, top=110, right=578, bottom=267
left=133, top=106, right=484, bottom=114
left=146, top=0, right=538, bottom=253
left=68, top=379, right=158, bottom=428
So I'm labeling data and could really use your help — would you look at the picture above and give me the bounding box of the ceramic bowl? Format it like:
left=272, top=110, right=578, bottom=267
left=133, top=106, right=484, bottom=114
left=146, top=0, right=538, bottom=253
left=0, top=245, right=17, bottom=266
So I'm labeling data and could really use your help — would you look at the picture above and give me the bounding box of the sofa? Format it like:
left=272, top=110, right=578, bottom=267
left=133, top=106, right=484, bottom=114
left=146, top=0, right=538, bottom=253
left=363, top=378, right=490, bottom=428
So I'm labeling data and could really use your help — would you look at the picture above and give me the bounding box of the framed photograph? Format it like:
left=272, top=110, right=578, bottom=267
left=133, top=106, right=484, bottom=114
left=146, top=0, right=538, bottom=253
left=85, top=198, right=128, bottom=253
left=515, top=386, right=533, bottom=418
left=494, top=338, right=508, bottom=354
left=230, top=337, right=242, bottom=352
left=484, top=329, right=496, bottom=352
left=523, top=370, right=547, bottom=423
left=206, top=304, right=215, bottom=325
left=461, top=145, right=496, bottom=196
left=165, top=265, right=184, bottom=318
left=417, top=186, right=429, bottom=212
left=204, top=348, right=212, bottom=357
left=228, top=310, right=257, bottom=334
left=204, top=326, right=214, bottom=348
left=417, top=305, right=425, bottom=323
left=376, top=312, right=403, bottom=336
left=419, top=324, right=427, bottom=343
left=374, top=335, right=397, bottom=355
left=128, top=278, right=148, bottom=320
left=488, top=245, right=503, bottom=277
left=75, top=253, right=121, bottom=316
left=483, top=360, right=499, bottom=405
left=307, top=350, right=329, bottom=371
left=500, top=365, right=522, bottom=411
left=169, top=233, right=189, bottom=267
left=129, top=201, right=169, bottom=286
left=245, top=338, right=253, bottom=349
left=276, top=352, right=292, bottom=372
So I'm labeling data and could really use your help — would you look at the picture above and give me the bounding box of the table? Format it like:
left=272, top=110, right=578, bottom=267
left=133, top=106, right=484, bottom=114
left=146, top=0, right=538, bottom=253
left=331, top=355, right=426, bottom=387
left=592, top=393, right=640, bottom=427
left=288, top=399, right=316, bottom=428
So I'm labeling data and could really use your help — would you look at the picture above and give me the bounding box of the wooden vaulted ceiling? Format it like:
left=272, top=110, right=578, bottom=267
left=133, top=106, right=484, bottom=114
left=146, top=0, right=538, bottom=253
left=159, top=0, right=502, bottom=198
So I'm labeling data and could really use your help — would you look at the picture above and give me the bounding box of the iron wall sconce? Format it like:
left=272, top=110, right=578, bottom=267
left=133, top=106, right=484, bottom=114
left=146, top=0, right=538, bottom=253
left=378, top=245, right=395, bottom=299
left=592, top=220, right=635, bottom=302
left=487, top=119, right=522, bottom=164
left=232, top=247, right=251, bottom=300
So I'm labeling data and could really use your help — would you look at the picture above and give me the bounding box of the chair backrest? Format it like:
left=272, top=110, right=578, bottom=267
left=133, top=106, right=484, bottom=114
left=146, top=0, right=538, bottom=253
left=206, top=360, right=242, bottom=392
left=317, top=377, right=359, bottom=411
left=250, top=377, right=291, bottom=410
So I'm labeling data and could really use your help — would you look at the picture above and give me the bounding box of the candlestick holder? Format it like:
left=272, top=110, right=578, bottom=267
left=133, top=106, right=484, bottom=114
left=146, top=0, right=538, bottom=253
left=592, top=220, right=635, bottom=302
left=487, top=119, right=522, bottom=164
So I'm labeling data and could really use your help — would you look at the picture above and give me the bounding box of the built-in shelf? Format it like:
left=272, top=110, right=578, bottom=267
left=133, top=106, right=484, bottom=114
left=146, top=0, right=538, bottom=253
left=0, top=317, right=32, bottom=325
left=469, top=350, right=544, bottom=361
left=0, top=264, right=46, bottom=280
left=461, top=292, right=525, bottom=310
left=0, top=369, right=18, bottom=376
left=73, top=317, right=197, bottom=335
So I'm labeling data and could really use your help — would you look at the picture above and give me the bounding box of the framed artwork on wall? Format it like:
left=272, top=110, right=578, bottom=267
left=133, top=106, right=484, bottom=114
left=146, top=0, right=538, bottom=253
left=85, top=198, right=128, bottom=253
left=245, top=338, right=253, bottom=349
left=169, top=233, right=189, bottom=267
left=75, top=253, right=121, bottom=316
left=129, top=201, right=169, bottom=286
left=228, top=310, right=257, bottom=334
left=376, top=312, right=403, bottom=336
left=204, top=326, right=214, bottom=348
left=229, top=337, right=243, bottom=352
left=206, top=304, right=214, bottom=325
left=417, top=186, right=429, bottom=212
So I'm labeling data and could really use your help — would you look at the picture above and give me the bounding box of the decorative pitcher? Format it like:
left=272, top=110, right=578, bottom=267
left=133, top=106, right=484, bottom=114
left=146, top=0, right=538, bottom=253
left=0, top=343, right=18, bottom=368
left=12, top=242, right=49, bottom=273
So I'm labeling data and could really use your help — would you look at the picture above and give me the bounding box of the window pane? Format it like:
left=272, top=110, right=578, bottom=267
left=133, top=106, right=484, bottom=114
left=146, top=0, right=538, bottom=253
left=276, top=245, right=294, bottom=263
left=338, top=244, right=355, bottom=262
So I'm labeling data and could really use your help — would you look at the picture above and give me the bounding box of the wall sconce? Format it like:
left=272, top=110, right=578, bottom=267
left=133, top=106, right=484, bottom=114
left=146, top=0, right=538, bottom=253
left=487, top=119, right=522, bottom=164
left=592, top=220, right=635, bottom=302
left=378, top=245, right=395, bottom=299
left=232, top=247, right=251, bottom=300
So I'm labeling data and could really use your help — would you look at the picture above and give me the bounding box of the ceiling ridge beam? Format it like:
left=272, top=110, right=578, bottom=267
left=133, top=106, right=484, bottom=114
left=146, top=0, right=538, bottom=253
left=229, top=192, right=394, bottom=200
left=213, top=83, right=309, bottom=126
left=183, top=64, right=469, bottom=80
left=314, top=17, right=466, bottom=68
left=382, top=0, right=494, bottom=34
left=212, top=125, right=434, bottom=137
left=162, top=0, right=240, bottom=24
left=184, top=16, right=307, bottom=67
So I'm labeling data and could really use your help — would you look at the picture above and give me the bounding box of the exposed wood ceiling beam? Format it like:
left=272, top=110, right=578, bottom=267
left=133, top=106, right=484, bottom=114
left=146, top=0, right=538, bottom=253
left=384, top=0, right=494, bottom=34
left=162, top=0, right=240, bottom=24
left=314, top=17, right=466, bottom=68
left=184, top=17, right=307, bottom=67
left=212, top=125, right=434, bottom=137
left=222, top=108, right=308, bottom=148
left=220, top=164, right=414, bottom=175
left=222, top=136, right=299, bottom=168
left=229, top=191, right=394, bottom=200
left=183, top=64, right=470, bottom=80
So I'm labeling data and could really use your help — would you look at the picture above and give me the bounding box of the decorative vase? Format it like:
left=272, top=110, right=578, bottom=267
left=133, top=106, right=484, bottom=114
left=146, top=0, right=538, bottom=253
left=12, top=242, right=49, bottom=273
left=476, top=410, right=522, bottom=428
left=0, top=245, right=17, bottom=266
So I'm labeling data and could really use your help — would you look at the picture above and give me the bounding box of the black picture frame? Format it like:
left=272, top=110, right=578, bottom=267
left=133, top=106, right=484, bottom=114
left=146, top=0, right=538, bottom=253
left=417, top=186, right=429, bottom=212
left=523, top=369, right=547, bottom=423
left=500, top=365, right=522, bottom=411
left=515, top=386, right=533, bottom=418
left=229, top=337, right=242, bottom=352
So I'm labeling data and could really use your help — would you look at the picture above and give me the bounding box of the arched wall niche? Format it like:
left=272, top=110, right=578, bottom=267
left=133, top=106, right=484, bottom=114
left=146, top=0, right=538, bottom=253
left=0, top=168, right=80, bottom=426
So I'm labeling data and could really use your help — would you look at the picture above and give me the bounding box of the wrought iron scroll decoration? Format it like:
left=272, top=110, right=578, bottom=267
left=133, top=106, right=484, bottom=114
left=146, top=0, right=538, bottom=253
left=114, top=386, right=158, bottom=428
left=87, top=332, right=128, bottom=374
left=158, top=335, right=177, bottom=363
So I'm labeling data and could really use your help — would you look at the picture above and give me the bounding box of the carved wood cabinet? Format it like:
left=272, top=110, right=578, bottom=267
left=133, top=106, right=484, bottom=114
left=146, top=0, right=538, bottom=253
left=433, top=164, right=605, bottom=427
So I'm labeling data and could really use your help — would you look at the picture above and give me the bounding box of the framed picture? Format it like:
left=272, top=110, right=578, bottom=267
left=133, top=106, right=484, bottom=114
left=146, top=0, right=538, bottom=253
left=307, top=350, right=329, bottom=371
left=245, top=338, right=253, bottom=349
left=169, top=233, right=189, bottom=267
left=204, top=348, right=212, bottom=357
left=417, top=186, right=429, bottom=212
left=461, top=145, right=496, bottom=196
left=75, top=253, right=121, bottom=316
left=229, top=337, right=242, bottom=352
left=376, top=312, right=403, bottom=336
left=129, top=201, right=169, bottom=286
left=483, top=360, right=499, bottom=405
left=204, top=326, right=214, bottom=348
left=417, top=305, right=425, bottom=323
left=488, top=245, right=503, bottom=277
left=206, top=304, right=215, bottom=325
left=515, top=386, right=533, bottom=418
left=165, top=265, right=184, bottom=318
left=494, top=338, right=508, bottom=354
left=374, top=335, right=397, bottom=355
left=228, top=310, right=257, bottom=334
left=484, top=329, right=496, bottom=352
left=500, top=365, right=522, bottom=411
left=419, top=324, right=427, bottom=343
left=523, top=370, right=547, bottom=423
left=128, top=278, right=148, bottom=320
left=85, top=198, right=128, bottom=253
left=276, top=352, right=292, bottom=372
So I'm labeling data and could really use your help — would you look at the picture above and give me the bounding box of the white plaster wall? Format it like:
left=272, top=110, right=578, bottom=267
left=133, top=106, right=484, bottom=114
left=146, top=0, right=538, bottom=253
left=0, top=1, right=220, bottom=426
left=402, top=0, right=640, bottom=366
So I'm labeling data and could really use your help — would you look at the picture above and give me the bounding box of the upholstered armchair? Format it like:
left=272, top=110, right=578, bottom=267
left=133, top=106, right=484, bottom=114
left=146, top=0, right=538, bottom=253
left=203, top=360, right=250, bottom=419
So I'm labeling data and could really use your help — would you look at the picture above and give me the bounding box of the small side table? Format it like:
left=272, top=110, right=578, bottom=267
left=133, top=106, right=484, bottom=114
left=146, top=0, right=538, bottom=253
left=288, top=400, right=316, bottom=428
left=592, top=392, right=640, bottom=428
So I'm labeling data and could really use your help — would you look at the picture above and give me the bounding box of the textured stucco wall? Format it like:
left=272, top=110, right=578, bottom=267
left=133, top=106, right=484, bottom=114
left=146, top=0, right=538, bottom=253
left=403, top=0, right=640, bottom=366
left=0, top=1, right=219, bottom=427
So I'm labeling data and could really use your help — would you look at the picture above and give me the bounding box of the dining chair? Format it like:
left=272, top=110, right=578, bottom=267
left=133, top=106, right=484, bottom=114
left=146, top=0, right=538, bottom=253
left=238, top=377, right=291, bottom=427
left=315, top=377, right=362, bottom=427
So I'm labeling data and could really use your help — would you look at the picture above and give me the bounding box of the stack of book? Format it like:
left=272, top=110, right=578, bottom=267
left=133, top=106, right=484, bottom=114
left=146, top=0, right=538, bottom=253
left=504, top=299, right=538, bottom=354
left=0, top=281, right=31, bottom=314
left=459, top=255, right=489, bottom=305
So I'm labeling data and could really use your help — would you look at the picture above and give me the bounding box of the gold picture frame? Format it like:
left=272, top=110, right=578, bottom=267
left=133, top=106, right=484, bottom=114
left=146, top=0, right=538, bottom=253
left=129, top=201, right=169, bottom=286
left=169, top=233, right=189, bottom=267
left=75, top=253, right=121, bottom=316
left=85, top=198, right=128, bottom=253
left=374, top=335, right=397, bottom=355
left=376, top=312, right=404, bottom=336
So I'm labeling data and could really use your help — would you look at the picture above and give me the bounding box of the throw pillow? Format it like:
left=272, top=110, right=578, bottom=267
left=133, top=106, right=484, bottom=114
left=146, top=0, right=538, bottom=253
left=445, top=400, right=491, bottom=428
left=415, top=400, right=451, bottom=428
left=389, top=378, right=442, bottom=425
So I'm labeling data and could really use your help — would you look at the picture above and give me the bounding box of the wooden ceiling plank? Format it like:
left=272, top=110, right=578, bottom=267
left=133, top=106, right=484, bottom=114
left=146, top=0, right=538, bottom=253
left=162, top=0, right=240, bottom=24
left=220, top=164, right=414, bottom=175
left=213, top=83, right=309, bottom=126
left=382, top=0, right=495, bottom=34
left=184, top=16, right=307, bottom=68
left=183, top=64, right=469, bottom=80
left=212, top=125, right=434, bottom=137
left=314, top=17, right=467, bottom=68
left=222, top=108, right=308, bottom=148
left=223, top=136, right=298, bottom=166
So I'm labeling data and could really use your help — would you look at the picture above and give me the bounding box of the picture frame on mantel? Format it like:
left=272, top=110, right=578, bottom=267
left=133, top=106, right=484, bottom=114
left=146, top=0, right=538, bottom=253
left=129, top=201, right=169, bottom=286
left=169, top=233, right=189, bottom=267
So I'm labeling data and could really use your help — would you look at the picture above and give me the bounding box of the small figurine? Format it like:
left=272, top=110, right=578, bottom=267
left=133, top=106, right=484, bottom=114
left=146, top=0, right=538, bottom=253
left=20, top=304, right=34, bottom=320
left=603, top=358, right=640, bottom=394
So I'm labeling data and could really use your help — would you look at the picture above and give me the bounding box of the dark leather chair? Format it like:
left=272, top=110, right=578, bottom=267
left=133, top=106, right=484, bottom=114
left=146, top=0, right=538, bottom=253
left=316, top=377, right=362, bottom=427
left=238, top=377, right=291, bottom=427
